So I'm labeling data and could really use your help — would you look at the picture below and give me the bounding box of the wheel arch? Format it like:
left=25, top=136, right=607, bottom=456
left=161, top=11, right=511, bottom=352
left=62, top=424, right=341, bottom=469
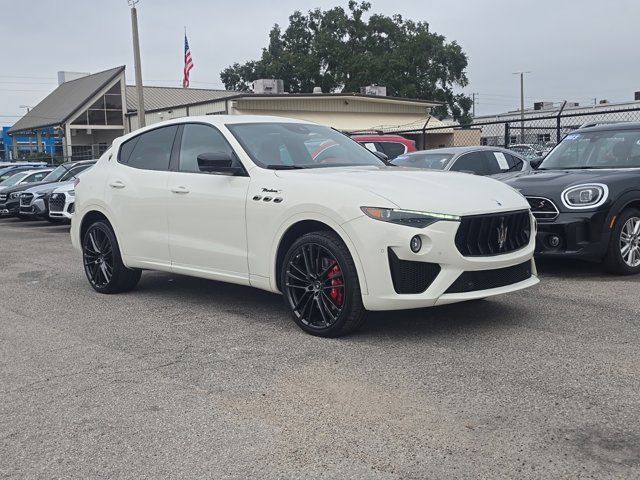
left=78, top=207, right=119, bottom=249
left=607, top=191, right=640, bottom=230
left=272, top=215, right=368, bottom=295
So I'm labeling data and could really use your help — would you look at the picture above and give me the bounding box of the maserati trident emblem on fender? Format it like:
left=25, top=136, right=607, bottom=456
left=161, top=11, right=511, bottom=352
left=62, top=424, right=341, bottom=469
left=497, top=218, right=508, bottom=250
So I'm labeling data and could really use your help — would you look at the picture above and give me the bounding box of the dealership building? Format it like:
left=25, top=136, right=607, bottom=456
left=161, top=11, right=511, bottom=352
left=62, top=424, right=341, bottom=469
left=8, top=66, right=451, bottom=161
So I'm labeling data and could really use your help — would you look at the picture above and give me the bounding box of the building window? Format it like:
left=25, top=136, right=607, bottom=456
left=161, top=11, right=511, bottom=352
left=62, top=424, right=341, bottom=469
left=71, top=82, right=123, bottom=127
left=537, top=133, right=551, bottom=142
left=480, top=137, right=488, bottom=146
left=509, top=135, right=517, bottom=144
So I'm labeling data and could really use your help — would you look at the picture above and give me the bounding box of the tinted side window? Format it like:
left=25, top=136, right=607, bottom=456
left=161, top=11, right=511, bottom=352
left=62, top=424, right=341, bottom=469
left=124, top=126, right=178, bottom=171
left=178, top=124, right=235, bottom=173
left=450, top=152, right=493, bottom=175
left=505, top=153, right=524, bottom=171
left=380, top=142, right=406, bottom=159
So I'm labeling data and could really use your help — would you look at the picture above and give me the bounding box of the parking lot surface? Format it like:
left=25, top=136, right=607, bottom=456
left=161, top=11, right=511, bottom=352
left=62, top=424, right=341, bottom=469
left=1, top=216, right=639, bottom=479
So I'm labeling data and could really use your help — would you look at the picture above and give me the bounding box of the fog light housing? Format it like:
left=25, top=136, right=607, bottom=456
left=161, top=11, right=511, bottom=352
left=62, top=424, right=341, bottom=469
left=410, top=235, right=422, bottom=253
left=548, top=235, right=560, bottom=248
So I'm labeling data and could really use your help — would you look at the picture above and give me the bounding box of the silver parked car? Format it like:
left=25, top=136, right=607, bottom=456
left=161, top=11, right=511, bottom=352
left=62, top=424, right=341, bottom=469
left=391, top=146, right=531, bottom=176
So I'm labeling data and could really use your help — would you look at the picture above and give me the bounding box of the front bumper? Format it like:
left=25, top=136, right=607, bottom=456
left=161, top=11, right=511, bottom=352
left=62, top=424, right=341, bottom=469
left=342, top=214, right=538, bottom=311
left=20, top=197, right=47, bottom=217
left=0, top=200, right=19, bottom=216
left=49, top=194, right=74, bottom=220
left=534, top=210, right=609, bottom=260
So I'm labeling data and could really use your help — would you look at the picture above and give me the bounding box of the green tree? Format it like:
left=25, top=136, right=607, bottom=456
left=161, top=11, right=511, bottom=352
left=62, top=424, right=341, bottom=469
left=220, top=2, right=472, bottom=122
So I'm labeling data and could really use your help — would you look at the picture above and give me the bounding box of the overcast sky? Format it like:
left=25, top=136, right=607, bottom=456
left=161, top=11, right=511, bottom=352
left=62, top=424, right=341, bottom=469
left=1, top=0, right=638, bottom=125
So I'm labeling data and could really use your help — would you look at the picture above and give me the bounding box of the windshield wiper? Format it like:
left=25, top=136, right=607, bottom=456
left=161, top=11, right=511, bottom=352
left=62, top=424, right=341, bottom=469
left=265, top=164, right=308, bottom=170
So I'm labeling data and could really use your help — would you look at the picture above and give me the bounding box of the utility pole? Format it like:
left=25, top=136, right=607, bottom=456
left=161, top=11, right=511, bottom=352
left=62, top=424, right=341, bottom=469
left=129, top=0, right=146, bottom=128
left=513, top=71, right=531, bottom=143
left=471, top=93, right=478, bottom=118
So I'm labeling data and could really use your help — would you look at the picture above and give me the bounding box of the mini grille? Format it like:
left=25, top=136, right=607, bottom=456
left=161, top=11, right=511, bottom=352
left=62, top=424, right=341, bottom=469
left=526, top=196, right=559, bottom=221
left=387, top=248, right=441, bottom=294
left=20, top=193, right=33, bottom=207
left=455, top=210, right=531, bottom=257
left=49, top=194, right=65, bottom=212
left=445, top=261, right=532, bottom=294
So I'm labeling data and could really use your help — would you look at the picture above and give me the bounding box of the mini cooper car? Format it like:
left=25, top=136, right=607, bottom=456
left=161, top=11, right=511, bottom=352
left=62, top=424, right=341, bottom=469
left=504, top=122, right=640, bottom=274
left=391, top=146, right=530, bottom=176
left=71, top=116, right=539, bottom=337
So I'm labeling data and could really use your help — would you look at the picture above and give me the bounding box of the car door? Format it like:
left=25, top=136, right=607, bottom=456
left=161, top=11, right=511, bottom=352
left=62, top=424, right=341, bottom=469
left=166, top=122, right=250, bottom=283
left=105, top=125, right=178, bottom=268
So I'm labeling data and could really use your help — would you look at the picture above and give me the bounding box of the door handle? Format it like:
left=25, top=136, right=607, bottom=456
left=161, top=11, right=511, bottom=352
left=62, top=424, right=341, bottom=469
left=109, top=180, right=125, bottom=189
left=171, top=186, right=190, bottom=194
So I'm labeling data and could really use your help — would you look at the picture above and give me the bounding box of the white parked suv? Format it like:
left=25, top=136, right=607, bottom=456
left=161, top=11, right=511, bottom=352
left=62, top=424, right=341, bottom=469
left=71, top=116, right=539, bottom=337
left=48, top=181, right=76, bottom=221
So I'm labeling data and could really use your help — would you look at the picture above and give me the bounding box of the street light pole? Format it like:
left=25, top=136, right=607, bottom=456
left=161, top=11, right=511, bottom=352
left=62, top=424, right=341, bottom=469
left=129, top=0, right=146, bottom=128
left=513, top=71, right=531, bottom=143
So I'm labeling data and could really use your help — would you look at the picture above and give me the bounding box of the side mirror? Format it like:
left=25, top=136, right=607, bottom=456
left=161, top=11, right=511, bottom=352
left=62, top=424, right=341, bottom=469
left=197, top=152, right=243, bottom=175
left=529, top=158, right=543, bottom=170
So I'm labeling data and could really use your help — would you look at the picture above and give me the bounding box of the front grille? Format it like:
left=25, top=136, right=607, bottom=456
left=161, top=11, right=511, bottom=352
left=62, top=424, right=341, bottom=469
left=49, top=193, right=65, bottom=213
left=455, top=210, right=531, bottom=257
left=20, top=193, right=33, bottom=207
left=526, top=196, right=559, bottom=221
left=445, top=261, right=532, bottom=294
left=388, top=248, right=441, bottom=294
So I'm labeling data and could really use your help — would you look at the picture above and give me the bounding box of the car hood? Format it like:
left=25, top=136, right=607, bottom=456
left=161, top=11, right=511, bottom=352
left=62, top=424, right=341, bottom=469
left=23, top=180, right=68, bottom=196
left=503, top=168, right=640, bottom=195
left=0, top=179, right=57, bottom=195
left=275, top=166, right=528, bottom=215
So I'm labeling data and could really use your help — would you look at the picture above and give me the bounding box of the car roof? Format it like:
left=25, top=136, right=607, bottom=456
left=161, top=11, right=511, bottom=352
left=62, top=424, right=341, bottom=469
left=400, top=146, right=518, bottom=155
left=574, top=121, right=640, bottom=134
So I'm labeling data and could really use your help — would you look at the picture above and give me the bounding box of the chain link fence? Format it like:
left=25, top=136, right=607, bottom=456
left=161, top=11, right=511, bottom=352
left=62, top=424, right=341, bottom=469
left=0, top=143, right=108, bottom=165
left=394, top=104, right=640, bottom=154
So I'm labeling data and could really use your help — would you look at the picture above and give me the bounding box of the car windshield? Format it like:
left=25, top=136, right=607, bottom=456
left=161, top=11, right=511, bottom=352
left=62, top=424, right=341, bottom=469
left=0, top=172, right=28, bottom=187
left=540, top=129, right=640, bottom=169
left=227, top=123, right=386, bottom=169
left=391, top=152, right=454, bottom=170
left=60, top=164, right=92, bottom=181
left=43, top=164, right=72, bottom=182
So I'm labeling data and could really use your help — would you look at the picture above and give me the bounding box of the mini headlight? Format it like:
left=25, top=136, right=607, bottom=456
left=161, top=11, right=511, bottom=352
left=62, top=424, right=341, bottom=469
left=561, top=184, right=608, bottom=209
left=361, top=207, right=460, bottom=228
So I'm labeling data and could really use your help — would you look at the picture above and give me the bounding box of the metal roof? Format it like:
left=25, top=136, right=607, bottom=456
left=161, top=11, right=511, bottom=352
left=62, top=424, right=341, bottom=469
left=125, top=86, right=240, bottom=112
left=9, top=66, right=125, bottom=134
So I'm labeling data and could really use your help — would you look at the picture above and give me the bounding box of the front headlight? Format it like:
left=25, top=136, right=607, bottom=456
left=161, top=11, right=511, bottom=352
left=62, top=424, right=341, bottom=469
left=361, top=206, right=460, bottom=228
left=68, top=190, right=75, bottom=197
left=561, top=183, right=608, bottom=209
left=9, top=192, right=21, bottom=199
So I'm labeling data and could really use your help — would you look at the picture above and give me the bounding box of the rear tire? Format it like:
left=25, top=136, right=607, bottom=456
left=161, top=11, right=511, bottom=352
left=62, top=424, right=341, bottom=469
left=604, top=208, right=640, bottom=275
left=82, top=221, right=141, bottom=293
left=280, top=231, right=366, bottom=337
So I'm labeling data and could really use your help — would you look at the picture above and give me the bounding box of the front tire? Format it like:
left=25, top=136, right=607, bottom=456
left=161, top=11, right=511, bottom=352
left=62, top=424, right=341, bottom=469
left=280, top=231, right=365, bottom=337
left=82, top=221, right=141, bottom=293
left=604, top=208, right=640, bottom=275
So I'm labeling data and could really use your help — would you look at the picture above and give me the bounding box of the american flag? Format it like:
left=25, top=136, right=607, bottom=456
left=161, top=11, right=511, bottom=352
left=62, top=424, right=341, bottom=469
left=182, top=34, right=194, bottom=88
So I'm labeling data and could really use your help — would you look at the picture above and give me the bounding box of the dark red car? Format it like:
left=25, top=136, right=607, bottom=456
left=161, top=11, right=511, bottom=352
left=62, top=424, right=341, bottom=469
left=351, top=135, right=417, bottom=160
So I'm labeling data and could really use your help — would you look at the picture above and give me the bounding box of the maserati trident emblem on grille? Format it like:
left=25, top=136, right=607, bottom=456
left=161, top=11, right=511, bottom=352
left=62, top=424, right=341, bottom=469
left=497, top=218, right=508, bottom=251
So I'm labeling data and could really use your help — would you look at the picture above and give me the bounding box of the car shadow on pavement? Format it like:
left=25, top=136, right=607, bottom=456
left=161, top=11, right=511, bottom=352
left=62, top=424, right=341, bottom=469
left=534, top=257, right=624, bottom=280
left=135, top=271, right=525, bottom=339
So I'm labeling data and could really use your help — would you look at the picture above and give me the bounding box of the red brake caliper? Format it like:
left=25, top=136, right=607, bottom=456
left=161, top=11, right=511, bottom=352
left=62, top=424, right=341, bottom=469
left=328, top=261, right=344, bottom=306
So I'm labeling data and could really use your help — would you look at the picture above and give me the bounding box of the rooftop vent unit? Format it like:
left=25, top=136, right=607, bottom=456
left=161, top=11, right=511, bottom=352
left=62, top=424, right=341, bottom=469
left=252, top=79, right=284, bottom=94
left=635, top=91, right=640, bottom=101
left=313, top=86, right=322, bottom=94
left=599, top=99, right=610, bottom=104
left=57, top=71, right=90, bottom=85
left=533, top=101, right=554, bottom=111
left=360, top=85, right=387, bottom=96
left=565, top=102, right=580, bottom=107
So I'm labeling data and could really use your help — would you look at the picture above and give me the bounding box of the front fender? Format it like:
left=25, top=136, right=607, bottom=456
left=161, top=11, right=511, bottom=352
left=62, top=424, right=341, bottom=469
left=267, top=211, right=369, bottom=295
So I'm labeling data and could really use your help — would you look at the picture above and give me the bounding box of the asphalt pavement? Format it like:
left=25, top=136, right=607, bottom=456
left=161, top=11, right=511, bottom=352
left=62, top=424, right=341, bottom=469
left=1, top=216, right=639, bottom=479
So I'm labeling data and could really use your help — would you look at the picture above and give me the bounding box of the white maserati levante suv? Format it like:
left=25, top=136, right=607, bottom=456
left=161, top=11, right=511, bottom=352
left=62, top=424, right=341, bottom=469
left=71, top=116, right=539, bottom=336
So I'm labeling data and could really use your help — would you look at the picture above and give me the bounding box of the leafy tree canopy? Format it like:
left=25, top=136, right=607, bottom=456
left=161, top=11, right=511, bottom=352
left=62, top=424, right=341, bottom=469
left=220, top=2, right=472, bottom=122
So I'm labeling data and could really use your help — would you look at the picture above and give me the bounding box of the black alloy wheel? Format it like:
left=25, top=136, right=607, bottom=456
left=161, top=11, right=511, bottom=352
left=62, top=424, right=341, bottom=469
left=281, top=231, right=365, bottom=337
left=82, top=221, right=141, bottom=293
